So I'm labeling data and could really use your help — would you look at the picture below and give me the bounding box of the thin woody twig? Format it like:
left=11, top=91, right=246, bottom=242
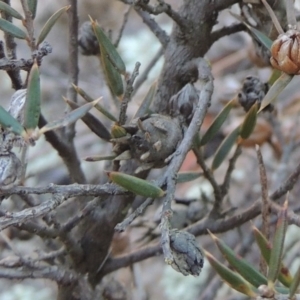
left=120, top=0, right=186, bottom=29
left=38, top=114, right=87, bottom=183
left=114, top=6, right=132, bottom=47
left=135, top=9, right=169, bottom=48
left=60, top=197, right=99, bottom=232
left=193, top=148, right=222, bottom=205
left=119, top=62, right=141, bottom=125
left=115, top=198, right=154, bottom=232
left=133, top=47, right=164, bottom=95
left=0, top=194, right=66, bottom=231
left=220, top=145, right=242, bottom=200
left=0, top=265, right=78, bottom=284
left=0, top=182, right=128, bottom=198
left=210, top=23, right=246, bottom=45
left=256, top=146, right=270, bottom=240
left=256, top=145, right=269, bottom=277
left=160, top=58, right=213, bottom=264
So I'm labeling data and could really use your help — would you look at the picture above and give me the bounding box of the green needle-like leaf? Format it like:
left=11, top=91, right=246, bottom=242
left=0, top=105, right=24, bottom=135
left=27, top=0, right=37, bottom=19
left=176, top=172, right=203, bottom=183
left=0, top=2, right=23, bottom=20
left=230, top=12, right=272, bottom=50
left=211, top=126, right=240, bottom=170
left=289, top=266, right=300, bottom=298
left=73, top=84, right=118, bottom=122
left=100, top=54, right=124, bottom=97
left=24, top=61, right=40, bottom=131
left=209, top=231, right=267, bottom=287
left=268, top=201, right=288, bottom=287
left=90, top=17, right=126, bottom=75
left=65, top=99, right=111, bottom=141
left=259, top=73, right=293, bottom=112
left=0, top=18, right=27, bottom=39
left=268, top=69, right=282, bottom=86
left=39, top=98, right=100, bottom=135
left=200, top=99, right=234, bottom=146
left=205, top=250, right=257, bottom=297
left=107, top=171, right=165, bottom=198
left=240, top=102, right=258, bottom=139
left=36, top=5, right=70, bottom=46
left=252, top=225, right=292, bottom=287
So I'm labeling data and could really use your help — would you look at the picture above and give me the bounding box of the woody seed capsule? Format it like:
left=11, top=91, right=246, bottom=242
left=270, top=29, right=300, bottom=74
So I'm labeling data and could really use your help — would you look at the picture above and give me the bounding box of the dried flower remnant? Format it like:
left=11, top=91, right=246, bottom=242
left=78, top=21, right=100, bottom=56
left=168, top=229, right=204, bottom=276
left=270, top=29, right=300, bottom=75
left=112, top=114, right=183, bottom=173
left=238, top=76, right=269, bottom=112
left=169, top=83, right=199, bottom=124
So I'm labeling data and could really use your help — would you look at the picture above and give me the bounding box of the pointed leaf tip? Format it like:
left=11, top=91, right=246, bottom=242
left=0, top=2, right=23, bottom=20
left=36, top=5, right=70, bottom=46
left=91, top=18, right=126, bottom=74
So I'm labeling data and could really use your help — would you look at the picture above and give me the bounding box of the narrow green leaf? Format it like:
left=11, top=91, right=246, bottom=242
left=252, top=225, right=292, bottom=287
left=36, top=5, right=70, bottom=46
left=204, top=250, right=257, bottom=297
left=0, top=2, right=23, bottom=20
left=27, top=0, right=37, bottom=19
left=39, top=98, right=100, bottom=134
left=101, top=54, right=124, bottom=97
left=176, top=172, right=203, bottom=183
left=245, top=25, right=273, bottom=50
left=230, top=12, right=272, bottom=50
left=211, top=126, right=240, bottom=171
left=107, top=171, right=165, bottom=198
left=0, top=105, right=24, bottom=135
left=65, top=99, right=111, bottom=141
left=240, top=102, right=258, bottom=139
left=268, top=201, right=288, bottom=286
left=84, top=155, right=116, bottom=162
left=268, top=69, right=282, bottom=86
left=24, top=61, right=40, bottom=130
left=133, top=81, right=157, bottom=119
left=289, top=266, right=300, bottom=298
left=0, top=18, right=27, bottom=39
left=259, top=73, right=293, bottom=112
left=73, top=84, right=117, bottom=122
left=209, top=231, right=267, bottom=287
left=90, top=17, right=126, bottom=75
left=200, top=99, right=234, bottom=146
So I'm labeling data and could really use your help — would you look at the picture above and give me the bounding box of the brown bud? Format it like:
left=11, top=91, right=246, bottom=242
left=270, top=29, right=300, bottom=74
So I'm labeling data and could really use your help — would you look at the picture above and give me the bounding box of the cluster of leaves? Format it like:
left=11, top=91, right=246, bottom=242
left=0, top=3, right=100, bottom=141
left=206, top=202, right=300, bottom=299
left=0, top=1, right=171, bottom=199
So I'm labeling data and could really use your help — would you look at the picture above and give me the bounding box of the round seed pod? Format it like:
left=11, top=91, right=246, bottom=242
left=129, top=115, right=183, bottom=167
left=270, top=29, right=300, bottom=75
